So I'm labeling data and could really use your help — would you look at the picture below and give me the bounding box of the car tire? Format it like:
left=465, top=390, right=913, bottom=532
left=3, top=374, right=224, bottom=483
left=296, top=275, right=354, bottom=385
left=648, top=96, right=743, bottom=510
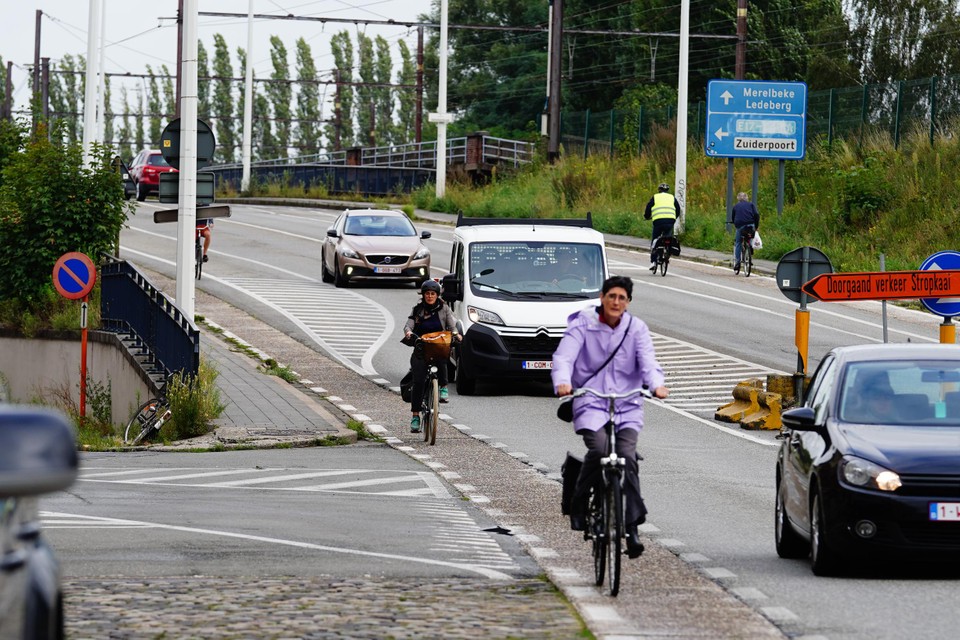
left=321, top=249, right=334, bottom=283
left=455, top=361, right=476, bottom=396
left=136, top=182, right=147, bottom=202
left=333, top=258, right=348, bottom=288
left=775, top=475, right=807, bottom=559
left=810, top=492, right=842, bottom=576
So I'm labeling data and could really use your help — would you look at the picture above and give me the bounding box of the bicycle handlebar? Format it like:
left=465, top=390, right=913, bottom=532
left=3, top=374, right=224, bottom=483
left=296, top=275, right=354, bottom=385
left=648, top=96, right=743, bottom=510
left=570, top=387, right=653, bottom=401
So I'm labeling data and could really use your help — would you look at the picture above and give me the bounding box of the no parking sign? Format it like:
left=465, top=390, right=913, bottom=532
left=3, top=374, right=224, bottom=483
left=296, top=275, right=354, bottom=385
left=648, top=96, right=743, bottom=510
left=52, top=252, right=96, bottom=300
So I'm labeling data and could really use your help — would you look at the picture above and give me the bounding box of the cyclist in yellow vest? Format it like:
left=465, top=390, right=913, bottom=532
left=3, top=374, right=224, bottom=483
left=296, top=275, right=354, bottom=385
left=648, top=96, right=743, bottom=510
left=643, top=183, right=680, bottom=272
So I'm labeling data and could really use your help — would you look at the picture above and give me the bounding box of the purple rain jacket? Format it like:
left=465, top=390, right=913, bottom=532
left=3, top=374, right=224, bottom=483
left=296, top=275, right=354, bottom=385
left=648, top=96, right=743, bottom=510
left=551, top=305, right=665, bottom=433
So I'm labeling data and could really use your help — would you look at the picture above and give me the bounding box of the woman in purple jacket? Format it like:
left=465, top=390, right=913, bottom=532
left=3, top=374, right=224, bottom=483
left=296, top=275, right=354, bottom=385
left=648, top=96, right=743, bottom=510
left=552, top=275, right=669, bottom=558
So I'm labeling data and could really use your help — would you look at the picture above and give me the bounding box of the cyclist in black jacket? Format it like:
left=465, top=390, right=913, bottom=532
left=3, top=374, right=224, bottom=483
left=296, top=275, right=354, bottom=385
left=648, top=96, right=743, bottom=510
left=732, top=192, right=760, bottom=272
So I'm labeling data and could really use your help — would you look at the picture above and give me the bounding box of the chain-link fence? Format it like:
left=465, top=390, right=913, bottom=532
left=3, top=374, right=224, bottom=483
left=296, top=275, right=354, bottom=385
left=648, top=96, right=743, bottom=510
left=562, top=74, right=960, bottom=159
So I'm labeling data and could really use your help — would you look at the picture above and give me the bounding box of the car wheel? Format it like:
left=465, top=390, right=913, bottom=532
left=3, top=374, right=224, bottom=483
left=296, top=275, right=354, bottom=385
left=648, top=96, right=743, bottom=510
left=136, top=182, right=146, bottom=202
left=455, top=361, right=476, bottom=395
left=321, top=249, right=334, bottom=283
left=810, top=492, right=841, bottom=576
left=333, top=257, right=348, bottom=288
left=775, top=475, right=807, bottom=559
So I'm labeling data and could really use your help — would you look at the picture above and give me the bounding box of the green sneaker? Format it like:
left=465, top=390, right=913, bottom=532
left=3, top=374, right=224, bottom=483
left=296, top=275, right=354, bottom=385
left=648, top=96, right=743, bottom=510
left=439, top=387, right=449, bottom=403
left=410, top=415, right=421, bottom=432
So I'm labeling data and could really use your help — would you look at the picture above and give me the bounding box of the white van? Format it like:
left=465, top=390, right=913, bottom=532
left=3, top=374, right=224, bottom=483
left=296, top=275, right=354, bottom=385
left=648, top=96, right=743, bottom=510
left=440, top=214, right=609, bottom=395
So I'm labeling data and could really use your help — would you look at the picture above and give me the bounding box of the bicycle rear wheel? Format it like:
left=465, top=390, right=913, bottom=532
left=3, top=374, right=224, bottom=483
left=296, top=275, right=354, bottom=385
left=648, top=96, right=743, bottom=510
left=744, top=243, right=753, bottom=277
left=659, top=254, right=668, bottom=276
left=428, top=377, right=439, bottom=445
left=125, top=398, right=164, bottom=445
left=589, top=487, right=607, bottom=587
left=606, top=480, right=624, bottom=596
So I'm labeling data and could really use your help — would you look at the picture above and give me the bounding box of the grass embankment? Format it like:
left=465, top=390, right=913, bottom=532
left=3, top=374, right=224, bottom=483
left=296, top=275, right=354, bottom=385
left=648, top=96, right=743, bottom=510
left=410, top=126, right=960, bottom=273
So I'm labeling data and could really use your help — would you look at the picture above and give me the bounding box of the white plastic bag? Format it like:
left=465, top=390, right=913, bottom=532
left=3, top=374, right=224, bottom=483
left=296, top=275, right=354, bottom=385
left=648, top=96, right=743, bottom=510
left=751, top=231, right=763, bottom=250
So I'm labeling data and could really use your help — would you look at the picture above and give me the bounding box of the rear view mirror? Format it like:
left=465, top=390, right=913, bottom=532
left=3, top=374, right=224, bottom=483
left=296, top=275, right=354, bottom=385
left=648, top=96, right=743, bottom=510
left=0, top=406, right=78, bottom=497
left=921, top=370, right=960, bottom=383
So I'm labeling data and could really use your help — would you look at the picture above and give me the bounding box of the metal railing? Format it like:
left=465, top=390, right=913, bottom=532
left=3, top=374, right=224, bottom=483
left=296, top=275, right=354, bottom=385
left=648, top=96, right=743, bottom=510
left=99, top=258, right=199, bottom=380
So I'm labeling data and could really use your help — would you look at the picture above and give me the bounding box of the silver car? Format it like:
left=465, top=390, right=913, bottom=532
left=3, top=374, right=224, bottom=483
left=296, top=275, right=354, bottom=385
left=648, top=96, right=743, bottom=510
left=321, top=209, right=432, bottom=287
left=0, top=407, right=78, bottom=639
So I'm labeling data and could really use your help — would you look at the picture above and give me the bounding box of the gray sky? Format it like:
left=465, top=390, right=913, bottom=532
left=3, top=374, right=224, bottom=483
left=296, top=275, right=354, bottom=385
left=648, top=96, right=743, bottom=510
left=3, top=0, right=434, bottom=114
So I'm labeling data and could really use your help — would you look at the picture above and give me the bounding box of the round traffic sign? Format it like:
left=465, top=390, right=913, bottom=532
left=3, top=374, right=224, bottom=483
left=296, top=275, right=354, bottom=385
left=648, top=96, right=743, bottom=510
left=52, top=252, right=96, bottom=300
left=776, top=246, right=833, bottom=303
left=160, top=118, right=216, bottom=170
left=919, top=250, right=960, bottom=317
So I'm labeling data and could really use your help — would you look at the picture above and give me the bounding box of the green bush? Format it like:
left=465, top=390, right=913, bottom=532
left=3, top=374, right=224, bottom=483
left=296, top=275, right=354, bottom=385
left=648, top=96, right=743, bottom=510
left=161, top=358, right=226, bottom=441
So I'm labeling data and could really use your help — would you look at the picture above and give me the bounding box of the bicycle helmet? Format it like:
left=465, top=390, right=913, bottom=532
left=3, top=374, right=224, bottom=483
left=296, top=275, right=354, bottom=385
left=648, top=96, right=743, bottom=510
left=420, top=279, right=441, bottom=295
left=658, top=183, right=670, bottom=193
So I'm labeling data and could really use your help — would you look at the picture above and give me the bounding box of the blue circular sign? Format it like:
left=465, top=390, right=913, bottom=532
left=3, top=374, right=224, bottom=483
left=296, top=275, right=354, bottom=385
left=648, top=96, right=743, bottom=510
left=919, top=251, right=960, bottom=317
left=52, top=252, right=96, bottom=300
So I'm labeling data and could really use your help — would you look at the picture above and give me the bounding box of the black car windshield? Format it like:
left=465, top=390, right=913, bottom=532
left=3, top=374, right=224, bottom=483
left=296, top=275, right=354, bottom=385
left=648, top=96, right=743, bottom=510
left=839, top=360, right=960, bottom=426
left=469, top=242, right=603, bottom=300
left=344, top=215, right=416, bottom=236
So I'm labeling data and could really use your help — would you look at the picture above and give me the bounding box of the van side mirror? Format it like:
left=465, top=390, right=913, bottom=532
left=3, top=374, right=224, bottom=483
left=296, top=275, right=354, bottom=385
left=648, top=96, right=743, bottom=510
left=441, top=273, right=462, bottom=302
left=0, top=407, right=78, bottom=497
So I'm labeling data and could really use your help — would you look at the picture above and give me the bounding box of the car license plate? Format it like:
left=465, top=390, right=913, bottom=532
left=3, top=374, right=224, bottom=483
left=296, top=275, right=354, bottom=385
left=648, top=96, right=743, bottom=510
left=522, top=361, right=553, bottom=370
left=929, top=502, right=960, bottom=521
left=374, top=267, right=402, bottom=274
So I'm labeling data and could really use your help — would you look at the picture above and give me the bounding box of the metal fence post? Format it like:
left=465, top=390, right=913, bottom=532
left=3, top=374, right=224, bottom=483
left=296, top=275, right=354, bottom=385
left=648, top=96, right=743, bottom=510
left=637, top=106, right=644, bottom=155
left=860, top=83, right=869, bottom=148
left=894, top=80, right=904, bottom=150
left=583, top=109, right=590, bottom=160
left=930, top=76, right=938, bottom=145
left=609, top=110, right=616, bottom=159
left=827, top=88, right=835, bottom=146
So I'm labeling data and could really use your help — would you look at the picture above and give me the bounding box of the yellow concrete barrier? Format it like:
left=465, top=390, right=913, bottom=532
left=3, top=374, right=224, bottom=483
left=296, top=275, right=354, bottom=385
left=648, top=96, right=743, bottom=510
left=715, top=377, right=783, bottom=431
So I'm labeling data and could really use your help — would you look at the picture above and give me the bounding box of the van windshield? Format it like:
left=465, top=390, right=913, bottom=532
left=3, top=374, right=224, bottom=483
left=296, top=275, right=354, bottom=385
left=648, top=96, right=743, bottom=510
left=468, top=242, right=604, bottom=299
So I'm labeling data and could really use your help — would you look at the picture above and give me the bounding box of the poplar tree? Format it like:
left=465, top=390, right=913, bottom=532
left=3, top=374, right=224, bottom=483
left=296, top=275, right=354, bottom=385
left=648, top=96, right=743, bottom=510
left=325, top=31, right=355, bottom=149
left=356, top=34, right=376, bottom=147
left=395, top=40, right=417, bottom=143
left=212, top=34, right=236, bottom=163
left=134, top=86, right=145, bottom=151
left=267, top=36, right=292, bottom=159
left=160, top=64, right=174, bottom=120
left=145, top=65, right=162, bottom=144
left=117, top=86, right=133, bottom=159
left=197, top=40, right=211, bottom=122
left=374, top=35, right=393, bottom=145
left=103, top=77, right=114, bottom=149
left=294, top=38, right=320, bottom=156
left=255, top=92, right=277, bottom=160
left=50, top=54, right=83, bottom=145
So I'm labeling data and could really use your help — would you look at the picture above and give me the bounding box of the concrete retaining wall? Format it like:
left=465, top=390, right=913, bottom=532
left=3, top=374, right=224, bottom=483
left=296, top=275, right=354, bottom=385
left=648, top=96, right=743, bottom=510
left=0, top=331, right=155, bottom=427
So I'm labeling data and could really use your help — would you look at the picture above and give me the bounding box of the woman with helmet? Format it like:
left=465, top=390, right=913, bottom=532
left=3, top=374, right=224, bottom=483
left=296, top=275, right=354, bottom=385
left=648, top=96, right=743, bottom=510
left=643, top=183, right=680, bottom=272
left=403, top=279, right=459, bottom=432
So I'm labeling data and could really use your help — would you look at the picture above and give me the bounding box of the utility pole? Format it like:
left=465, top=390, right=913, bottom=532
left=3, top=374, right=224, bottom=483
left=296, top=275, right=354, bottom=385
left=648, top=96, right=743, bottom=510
left=175, top=0, right=199, bottom=320
left=334, top=69, right=342, bottom=151
left=241, top=0, right=254, bottom=192
left=175, top=0, right=184, bottom=116
left=727, top=0, right=748, bottom=231
left=674, top=0, right=690, bottom=233
left=415, top=26, right=424, bottom=143
left=428, top=0, right=453, bottom=198
left=41, top=58, right=50, bottom=127
left=2, top=61, right=13, bottom=120
left=82, top=0, right=102, bottom=166
left=546, top=0, right=563, bottom=162
left=33, top=10, right=42, bottom=129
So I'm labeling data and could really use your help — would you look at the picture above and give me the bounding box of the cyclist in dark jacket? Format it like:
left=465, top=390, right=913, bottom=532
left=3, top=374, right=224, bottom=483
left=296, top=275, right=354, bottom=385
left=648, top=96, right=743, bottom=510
left=403, top=280, right=458, bottom=432
left=732, top=192, right=760, bottom=273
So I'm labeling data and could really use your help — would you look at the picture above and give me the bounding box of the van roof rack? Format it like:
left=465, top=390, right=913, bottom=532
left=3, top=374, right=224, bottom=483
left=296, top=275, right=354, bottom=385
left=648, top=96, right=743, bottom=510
left=455, top=212, right=593, bottom=229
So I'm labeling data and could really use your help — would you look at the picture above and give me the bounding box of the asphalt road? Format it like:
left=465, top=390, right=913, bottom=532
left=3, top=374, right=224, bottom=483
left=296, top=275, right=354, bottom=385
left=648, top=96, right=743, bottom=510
left=108, top=200, right=960, bottom=639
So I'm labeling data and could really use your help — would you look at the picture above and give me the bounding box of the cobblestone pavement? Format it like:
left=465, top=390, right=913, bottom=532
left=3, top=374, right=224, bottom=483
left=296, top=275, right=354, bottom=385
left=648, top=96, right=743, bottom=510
left=64, top=577, right=584, bottom=639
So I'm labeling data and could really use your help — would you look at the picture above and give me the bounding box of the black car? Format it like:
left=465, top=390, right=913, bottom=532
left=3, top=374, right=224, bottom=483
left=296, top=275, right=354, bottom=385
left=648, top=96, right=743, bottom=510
left=0, top=407, right=78, bottom=638
left=776, top=344, right=960, bottom=575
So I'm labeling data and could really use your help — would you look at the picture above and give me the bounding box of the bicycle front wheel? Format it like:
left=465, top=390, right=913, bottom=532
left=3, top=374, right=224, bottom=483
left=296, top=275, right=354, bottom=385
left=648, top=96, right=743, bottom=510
left=590, top=487, right=607, bottom=587
left=606, top=480, right=624, bottom=596
left=428, top=377, right=439, bottom=445
left=195, top=240, right=203, bottom=280
left=125, top=398, right=163, bottom=445
left=659, top=255, right=668, bottom=276
left=744, top=244, right=753, bottom=277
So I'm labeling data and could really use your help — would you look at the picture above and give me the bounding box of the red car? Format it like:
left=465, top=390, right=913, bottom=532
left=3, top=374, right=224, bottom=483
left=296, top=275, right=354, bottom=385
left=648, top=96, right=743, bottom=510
left=129, top=149, right=177, bottom=201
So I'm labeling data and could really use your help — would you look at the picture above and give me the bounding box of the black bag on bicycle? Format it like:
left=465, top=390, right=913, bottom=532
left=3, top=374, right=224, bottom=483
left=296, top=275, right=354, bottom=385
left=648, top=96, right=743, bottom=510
left=560, top=452, right=583, bottom=515
left=556, top=400, right=574, bottom=423
left=400, top=370, right=414, bottom=403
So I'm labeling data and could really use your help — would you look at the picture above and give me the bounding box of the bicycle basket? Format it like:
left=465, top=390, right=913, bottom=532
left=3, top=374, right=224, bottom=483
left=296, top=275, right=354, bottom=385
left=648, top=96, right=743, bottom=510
left=420, top=331, right=452, bottom=363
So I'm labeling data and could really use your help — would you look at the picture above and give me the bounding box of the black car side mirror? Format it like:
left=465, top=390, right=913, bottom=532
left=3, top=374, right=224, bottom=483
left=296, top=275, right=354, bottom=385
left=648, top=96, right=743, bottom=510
left=441, top=273, right=462, bottom=302
left=0, top=407, right=78, bottom=497
left=326, top=228, right=338, bottom=238
left=781, top=406, right=820, bottom=432
left=421, top=230, right=432, bottom=239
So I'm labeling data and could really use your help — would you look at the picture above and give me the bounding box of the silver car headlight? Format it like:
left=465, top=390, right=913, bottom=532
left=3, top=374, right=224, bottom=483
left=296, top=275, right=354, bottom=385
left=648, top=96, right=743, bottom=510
left=339, top=247, right=360, bottom=259
left=414, top=247, right=430, bottom=260
left=840, top=456, right=902, bottom=492
left=467, top=306, right=504, bottom=326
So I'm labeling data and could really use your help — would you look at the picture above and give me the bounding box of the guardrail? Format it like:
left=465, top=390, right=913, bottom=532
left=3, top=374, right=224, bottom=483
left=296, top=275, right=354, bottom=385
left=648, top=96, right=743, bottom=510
left=99, top=258, right=199, bottom=380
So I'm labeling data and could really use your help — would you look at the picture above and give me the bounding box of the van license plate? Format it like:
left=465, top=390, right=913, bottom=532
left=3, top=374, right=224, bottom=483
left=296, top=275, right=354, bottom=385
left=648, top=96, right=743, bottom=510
left=374, top=267, right=402, bottom=274
left=522, top=361, right=553, bottom=370
left=930, top=502, right=960, bottom=521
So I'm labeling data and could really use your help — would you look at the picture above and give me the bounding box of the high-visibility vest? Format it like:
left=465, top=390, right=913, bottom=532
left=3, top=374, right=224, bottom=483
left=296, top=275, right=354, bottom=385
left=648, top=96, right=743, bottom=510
left=651, top=192, right=676, bottom=221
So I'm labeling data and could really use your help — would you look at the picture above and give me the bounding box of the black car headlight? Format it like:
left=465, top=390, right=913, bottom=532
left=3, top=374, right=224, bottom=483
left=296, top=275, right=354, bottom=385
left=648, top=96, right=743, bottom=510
left=840, top=455, right=902, bottom=492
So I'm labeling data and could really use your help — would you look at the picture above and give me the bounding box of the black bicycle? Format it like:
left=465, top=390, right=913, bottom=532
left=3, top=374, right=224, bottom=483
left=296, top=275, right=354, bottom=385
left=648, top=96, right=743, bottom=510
left=735, top=225, right=755, bottom=277
left=195, top=223, right=209, bottom=280
left=651, top=235, right=679, bottom=277
left=561, top=386, right=652, bottom=596
left=124, top=383, right=172, bottom=445
left=414, top=331, right=453, bottom=446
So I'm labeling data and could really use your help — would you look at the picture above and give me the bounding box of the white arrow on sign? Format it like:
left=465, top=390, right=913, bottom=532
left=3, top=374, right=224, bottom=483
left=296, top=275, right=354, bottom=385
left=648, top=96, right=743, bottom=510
left=720, top=90, right=733, bottom=105
left=714, top=128, right=729, bottom=140
left=926, top=262, right=960, bottom=304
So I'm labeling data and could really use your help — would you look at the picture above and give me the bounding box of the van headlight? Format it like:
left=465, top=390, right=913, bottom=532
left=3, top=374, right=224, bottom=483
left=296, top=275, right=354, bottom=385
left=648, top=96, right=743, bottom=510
left=840, top=456, right=902, bottom=492
left=467, top=306, right=504, bottom=326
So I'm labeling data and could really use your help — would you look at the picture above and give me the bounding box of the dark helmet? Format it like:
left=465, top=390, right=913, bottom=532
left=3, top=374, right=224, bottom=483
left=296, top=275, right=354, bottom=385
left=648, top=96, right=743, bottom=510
left=421, top=279, right=441, bottom=295
left=658, top=183, right=670, bottom=193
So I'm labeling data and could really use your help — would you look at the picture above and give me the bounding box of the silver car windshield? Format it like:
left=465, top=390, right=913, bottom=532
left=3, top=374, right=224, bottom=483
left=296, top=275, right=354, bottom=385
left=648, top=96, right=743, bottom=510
left=344, top=215, right=416, bottom=236
left=839, top=360, right=960, bottom=426
left=468, top=242, right=603, bottom=299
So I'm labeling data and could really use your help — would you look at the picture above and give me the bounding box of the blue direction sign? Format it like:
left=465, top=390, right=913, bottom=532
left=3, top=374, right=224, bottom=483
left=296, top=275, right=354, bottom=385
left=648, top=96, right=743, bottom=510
left=705, top=80, right=807, bottom=160
left=919, top=251, right=960, bottom=317
left=52, top=252, right=96, bottom=300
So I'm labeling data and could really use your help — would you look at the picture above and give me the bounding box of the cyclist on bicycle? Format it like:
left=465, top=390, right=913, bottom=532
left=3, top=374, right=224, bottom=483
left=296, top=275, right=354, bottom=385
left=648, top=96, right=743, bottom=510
left=552, top=275, right=669, bottom=558
left=197, top=218, right=213, bottom=262
left=403, top=280, right=459, bottom=432
left=643, top=183, right=680, bottom=272
left=732, top=192, right=760, bottom=274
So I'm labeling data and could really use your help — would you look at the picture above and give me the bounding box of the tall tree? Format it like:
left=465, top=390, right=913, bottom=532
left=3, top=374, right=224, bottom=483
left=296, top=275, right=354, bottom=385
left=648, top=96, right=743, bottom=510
left=212, top=34, right=236, bottom=163
left=356, top=33, right=376, bottom=146
left=117, top=86, right=133, bottom=159
left=103, top=77, right=114, bottom=149
left=50, top=54, right=83, bottom=145
left=237, top=47, right=252, bottom=160
left=160, top=64, right=175, bottom=119
left=395, top=40, right=417, bottom=143
left=325, top=31, right=355, bottom=149
left=134, top=86, right=145, bottom=152
left=145, top=65, right=163, bottom=144
left=254, top=91, right=277, bottom=160
left=197, top=40, right=212, bottom=122
left=267, top=36, right=292, bottom=159
left=294, top=38, right=320, bottom=156
left=374, top=35, right=394, bottom=145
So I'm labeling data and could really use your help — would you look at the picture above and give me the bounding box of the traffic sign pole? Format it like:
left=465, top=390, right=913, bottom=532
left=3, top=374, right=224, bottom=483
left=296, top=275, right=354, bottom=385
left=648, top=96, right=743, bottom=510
left=941, top=317, right=956, bottom=344
left=80, top=296, right=88, bottom=422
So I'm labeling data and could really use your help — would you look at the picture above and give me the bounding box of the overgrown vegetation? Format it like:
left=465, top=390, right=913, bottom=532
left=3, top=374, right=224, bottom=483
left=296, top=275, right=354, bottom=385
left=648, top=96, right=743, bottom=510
left=346, top=418, right=385, bottom=443
left=160, top=358, right=227, bottom=442
left=411, top=126, right=960, bottom=274
left=261, top=358, right=299, bottom=383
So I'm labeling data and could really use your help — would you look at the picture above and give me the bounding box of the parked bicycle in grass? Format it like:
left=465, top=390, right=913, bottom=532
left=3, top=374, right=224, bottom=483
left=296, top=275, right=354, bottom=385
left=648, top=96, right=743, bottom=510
left=124, top=382, right=172, bottom=445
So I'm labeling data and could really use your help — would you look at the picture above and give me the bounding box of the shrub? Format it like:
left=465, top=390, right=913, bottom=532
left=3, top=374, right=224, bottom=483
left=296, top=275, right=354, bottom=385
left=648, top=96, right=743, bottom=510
left=161, top=358, right=226, bottom=441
